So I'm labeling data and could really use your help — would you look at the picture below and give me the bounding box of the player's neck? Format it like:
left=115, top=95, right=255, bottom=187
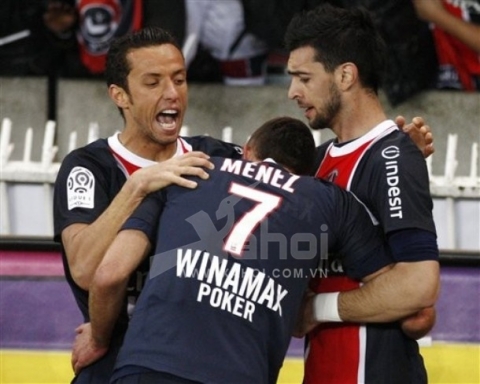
left=333, top=93, right=387, bottom=143
left=118, top=131, right=177, bottom=162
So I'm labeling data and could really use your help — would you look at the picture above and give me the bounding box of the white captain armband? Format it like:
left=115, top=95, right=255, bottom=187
left=313, top=292, right=342, bottom=322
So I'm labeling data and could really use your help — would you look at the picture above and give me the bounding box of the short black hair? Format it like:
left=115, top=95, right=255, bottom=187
left=105, top=26, right=182, bottom=91
left=284, top=4, right=386, bottom=93
left=248, top=117, right=316, bottom=176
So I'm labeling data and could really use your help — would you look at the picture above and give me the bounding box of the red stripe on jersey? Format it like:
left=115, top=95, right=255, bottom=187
left=306, top=138, right=376, bottom=384
left=110, top=150, right=141, bottom=176
left=178, top=137, right=189, bottom=154
left=305, top=276, right=362, bottom=384
left=315, top=140, right=373, bottom=189
left=108, top=137, right=190, bottom=176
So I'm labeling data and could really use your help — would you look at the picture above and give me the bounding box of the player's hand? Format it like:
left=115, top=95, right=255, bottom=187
left=400, top=306, right=436, bottom=340
left=292, top=289, right=319, bottom=338
left=395, top=115, right=434, bottom=158
left=128, top=151, right=214, bottom=197
left=71, top=323, right=108, bottom=375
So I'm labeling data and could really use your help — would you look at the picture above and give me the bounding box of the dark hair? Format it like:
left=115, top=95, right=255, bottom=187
left=284, top=4, right=386, bottom=93
left=105, top=27, right=182, bottom=91
left=248, top=117, right=316, bottom=176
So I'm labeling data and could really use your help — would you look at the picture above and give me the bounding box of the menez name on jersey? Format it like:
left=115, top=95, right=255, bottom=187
left=220, top=158, right=300, bottom=193
left=177, top=248, right=288, bottom=323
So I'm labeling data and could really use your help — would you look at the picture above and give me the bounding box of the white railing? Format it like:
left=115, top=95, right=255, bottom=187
left=427, top=134, right=479, bottom=198
left=1, top=118, right=479, bottom=250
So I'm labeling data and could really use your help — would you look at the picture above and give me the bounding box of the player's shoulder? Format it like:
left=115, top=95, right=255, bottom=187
left=367, top=130, right=423, bottom=166
left=296, top=174, right=345, bottom=202
left=62, top=138, right=110, bottom=161
left=58, top=138, right=116, bottom=174
left=183, top=135, right=243, bottom=158
left=370, top=129, right=419, bottom=153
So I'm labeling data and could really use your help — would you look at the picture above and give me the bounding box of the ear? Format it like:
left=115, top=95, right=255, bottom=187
left=109, top=84, right=130, bottom=110
left=243, top=143, right=258, bottom=161
left=242, top=144, right=251, bottom=160
left=335, top=62, right=357, bottom=91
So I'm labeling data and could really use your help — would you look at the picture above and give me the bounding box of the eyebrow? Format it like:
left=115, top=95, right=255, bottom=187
left=142, top=68, right=187, bottom=78
left=287, top=69, right=310, bottom=76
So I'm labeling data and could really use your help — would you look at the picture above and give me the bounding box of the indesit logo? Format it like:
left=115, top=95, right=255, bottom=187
left=381, top=146, right=400, bottom=160
left=382, top=146, right=403, bottom=219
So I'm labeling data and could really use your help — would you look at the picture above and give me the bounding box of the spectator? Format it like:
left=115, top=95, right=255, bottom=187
left=329, top=0, right=438, bottom=105
left=34, top=0, right=143, bottom=77
left=39, top=0, right=267, bottom=84
left=0, top=0, right=75, bottom=76
left=42, top=0, right=95, bottom=78
left=183, top=0, right=269, bottom=85
left=413, top=0, right=480, bottom=91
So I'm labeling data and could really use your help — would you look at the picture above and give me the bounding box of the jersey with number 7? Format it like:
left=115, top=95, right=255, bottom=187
left=112, top=156, right=393, bottom=384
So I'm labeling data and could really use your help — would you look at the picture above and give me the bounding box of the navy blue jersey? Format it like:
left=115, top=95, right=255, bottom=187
left=53, top=135, right=242, bottom=384
left=112, top=157, right=393, bottom=384
left=307, top=121, right=438, bottom=384
left=316, top=127, right=436, bottom=239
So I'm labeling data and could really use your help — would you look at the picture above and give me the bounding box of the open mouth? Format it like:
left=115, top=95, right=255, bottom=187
left=156, top=109, right=179, bottom=130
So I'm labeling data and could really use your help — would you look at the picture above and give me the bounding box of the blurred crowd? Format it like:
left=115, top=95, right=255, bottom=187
left=1, top=0, right=479, bottom=105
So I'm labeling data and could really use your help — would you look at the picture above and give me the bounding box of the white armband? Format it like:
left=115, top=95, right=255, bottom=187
left=313, top=292, right=342, bottom=322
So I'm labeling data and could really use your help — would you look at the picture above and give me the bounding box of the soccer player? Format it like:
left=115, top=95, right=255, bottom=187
left=72, top=117, right=437, bottom=384
left=53, top=27, right=242, bottom=384
left=285, top=4, right=440, bottom=383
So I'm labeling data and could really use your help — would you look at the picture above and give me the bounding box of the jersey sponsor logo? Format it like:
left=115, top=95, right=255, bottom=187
left=177, top=249, right=288, bottom=322
left=326, top=169, right=338, bottom=183
left=382, top=146, right=403, bottom=219
left=316, top=255, right=344, bottom=276
left=67, top=166, right=95, bottom=210
left=381, top=145, right=400, bottom=160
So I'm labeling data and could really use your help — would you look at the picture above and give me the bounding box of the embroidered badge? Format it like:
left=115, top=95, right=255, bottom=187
left=67, top=167, right=95, bottom=210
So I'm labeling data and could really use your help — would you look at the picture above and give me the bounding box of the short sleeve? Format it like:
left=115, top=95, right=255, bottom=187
left=53, top=144, right=123, bottom=241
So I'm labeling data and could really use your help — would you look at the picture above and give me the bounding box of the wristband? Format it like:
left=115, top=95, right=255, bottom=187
left=313, top=292, right=342, bottom=322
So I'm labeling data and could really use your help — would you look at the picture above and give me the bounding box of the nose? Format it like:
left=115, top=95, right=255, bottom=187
left=163, top=78, right=179, bottom=100
left=287, top=79, right=299, bottom=100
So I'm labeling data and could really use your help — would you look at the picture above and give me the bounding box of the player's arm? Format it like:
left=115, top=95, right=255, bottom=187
left=293, top=184, right=395, bottom=337
left=336, top=212, right=439, bottom=323
left=413, top=0, right=480, bottom=53
left=395, top=115, right=434, bottom=158
left=296, top=258, right=439, bottom=336
left=400, top=305, right=436, bottom=340
left=60, top=152, right=212, bottom=290
left=71, top=229, right=151, bottom=373
left=335, top=258, right=439, bottom=323
left=294, top=183, right=439, bottom=337
left=327, top=134, right=441, bottom=330
left=312, top=141, right=440, bottom=330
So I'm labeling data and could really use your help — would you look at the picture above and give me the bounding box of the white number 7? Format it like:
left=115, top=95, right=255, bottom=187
left=224, top=182, right=281, bottom=256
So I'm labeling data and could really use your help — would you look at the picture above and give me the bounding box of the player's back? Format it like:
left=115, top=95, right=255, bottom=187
left=114, top=157, right=389, bottom=384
